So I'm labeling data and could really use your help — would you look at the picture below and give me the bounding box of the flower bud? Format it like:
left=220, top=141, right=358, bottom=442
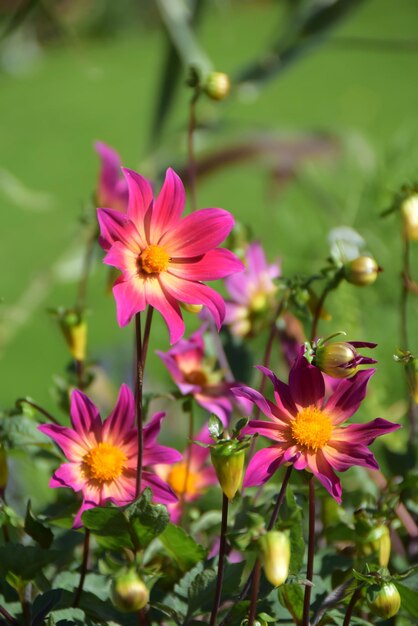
left=204, top=71, right=231, bottom=101
left=258, top=530, right=290, bottom=587
left=180, top=302, right=203, bottom=314
left=366, top=582, right=401, bottom=619
left=314, top=342, right=359, bottom=379
left=210, top=441, right=246, bottom=500
left=401, top=193, right=418, bottom=240
left=367, top=525, right=391, bottom=567
left=0, top=445, right=8, bottom=492
left=53, top=308, right=87, bottom=362
left=343, top=256, right=380, bottom=287
left=111, top=570, right=149, bottom=612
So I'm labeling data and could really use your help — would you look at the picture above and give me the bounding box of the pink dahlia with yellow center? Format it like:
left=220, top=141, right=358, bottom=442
left=232, top=350, right=400, bottom=502
left=97, top=167, right=244, bottom=344
left=39, top=384, right=181, bottom=527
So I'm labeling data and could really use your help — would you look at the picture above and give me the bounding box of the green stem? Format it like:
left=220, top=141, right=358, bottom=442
left=310, top=284, right=331, bottom=342
left=400, top=234, right=417, bottom=439
left=15, top=398, right=59, bottom=425
left=209, top=494, right=229, bottom=626
left=187, top=91, right=200, bottom=213
left=179, top=400, right=194, bottom=509
left=0, top=605, right=19, bottom=626
left=76, top=223, right=99, bottom=310
left=342, top=587, right=362, bottom=626
left=73, top=529, right=90, bottom=607
left=302, top=478, right=315, bottom=626
left=247, top=559, right=262, bottom=626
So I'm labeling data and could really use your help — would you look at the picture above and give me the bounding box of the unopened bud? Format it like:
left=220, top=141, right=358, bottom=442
left=366, top=582, right=401, bottom=619
left=111, top=570, right=149, bottom=612
left=180, top=302, right=203, bottom=314
left=204, top=72, right=231, bottom=101
left=53, top=308, right=87, bottom=361
left=401, top=194, right=418, bottom=241
left=314, top=342, right=359, bottom=379
left=211, top=441, right=246, bottom=500
left=258, top=530, right=290, bottom=587
left=362, top=525, right=391, bottom=567
left=343, top=256, right=380, bottom=287
left=0, top=445, right=8, bottom=491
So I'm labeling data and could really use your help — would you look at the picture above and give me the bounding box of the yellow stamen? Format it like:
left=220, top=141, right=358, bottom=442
left=167, top=462, right=199, bottom=497
left=138, top=245, right=170, bottom=275
left=184, top=370, right=208, bottom=386
left=291, top=406, right=333, bottom=451
left=82, top=442, right=127, bottom=483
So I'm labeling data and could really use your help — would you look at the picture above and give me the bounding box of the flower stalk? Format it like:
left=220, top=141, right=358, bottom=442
left=209, top=493, right=229, bottom=626
left=302, top=477, right=315, bottom=626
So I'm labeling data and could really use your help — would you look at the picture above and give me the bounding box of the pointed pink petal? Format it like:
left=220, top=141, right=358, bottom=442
left=50, top=462, right=85, bottom=491
left=38, top=424, right=88, bottom=461
left=113, top=276, right=146, bottom=327
left=231, top=384, right=277, bottom=421
left=243, top=446, right=285, bottom=487
left=143, top=412, right=165, bottom=446
left=169, top=248, right=244, bottom=281
left=323, top=442, right=379, bottom=472
left=122, top=168, right=153, bottom=231
left=224, top=272, right=249, bottom=304
left=333, top=418, right=401, bottom=445
left=70, top=390, right=102, bottom=443
left=195, top=393, right=232, bottom=426
left=143, top=445, right=182, bottom=466
left=97, top=207, right=145, bottom=251
left=101, top=474, right=136, bottom=503
left=160, top=208, right=235, bottom=257
left=74, top=499, right=97, bottom=529
left=142, top=470, right=178, bottom=504
left=256, top=366, right=297, bottom=419
left=289, top=351, right=325, bottom=409
left=144, top=278, right=184, bottom=344
left=103, top=384, right=135, bottom=441
left=245, top=419, right=288, bottom=442
left=151, top=168, right=185, bottom=241
left=324, top=369, right=375, bottom=425
left=159, top=273, right=225, bottom=330
left=103, top=241, right=138, bottom=280
left=307, top=450, right=342, bottom=503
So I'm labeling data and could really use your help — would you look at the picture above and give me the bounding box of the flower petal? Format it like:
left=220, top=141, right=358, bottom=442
left=122, top=167, right=153, bottom=233
left=243, top=446, right=285, bottom=487
left=245, top=419, right=288, bottom=442
left=231, top=384, right=276, bottom=420
left=324, top=369, right=375, bottom=425
left=323, top=441, right=379, bottom=472
left=289, top=352, right=325, bottom=409
left=144, top=278, right=184, bottom=344
left=169, top=248, right=244, bottom=281
left=74, top=499, right=97, bottom=529
left=38, top=424, right=87, bottom=461
left=160, top=208, right=234, bottom=257
left=50, top=462, right=85, bottom=491
left=333, top=418, right=401, bottom=445
left=307, top=450, right=342, bottom=503
left=70, top=390, right=102, bottom=444
left=142, top=470, right=178, bottom=504
left=97, top=207, right=145, bottom=251
left=103, top=241, right=138, bottom=280
left=151, top=168, right=186, bottom=241
left=103, top=384, right=135, bottom=442
left=113, top=276, right=146, bottom=327
left=256, top=366, right=297, bottom=419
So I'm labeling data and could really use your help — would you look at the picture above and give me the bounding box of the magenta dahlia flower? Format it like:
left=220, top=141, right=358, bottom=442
left=224, top=241, right=280, bottom=337
left=97, top=167, right=244, bottom=344
left=232, top=351, right=400, bottom=502
left=39, top=385, right=181, bottom=527
left=95, top=142, right=128, bottom=212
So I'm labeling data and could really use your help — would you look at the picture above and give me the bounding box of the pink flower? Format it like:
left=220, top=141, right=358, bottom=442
left=155, top=426, right=217, bottom=523
left=38, top=385, right=181, bottom=527
left=95, top=142, right=128, bottom=212
left=157, top=326, right=236, bottom=425
left=232, top=350, right=400, bottom=503
left=224, top=241, right=280, bottom=337
left=97, top=167, right=244, bottom=344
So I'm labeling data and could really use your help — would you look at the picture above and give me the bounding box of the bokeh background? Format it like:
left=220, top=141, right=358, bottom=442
left=1, top=0, right=418, bottom=440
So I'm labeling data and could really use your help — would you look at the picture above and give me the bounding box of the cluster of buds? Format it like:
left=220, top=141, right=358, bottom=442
left=207, top=415, right=250, bottom=500
left=304, top=332, right=377, bottom=380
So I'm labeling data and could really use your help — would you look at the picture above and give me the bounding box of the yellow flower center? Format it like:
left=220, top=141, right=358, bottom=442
left=138, top=245, right=170, bottom=275
left=82, top=442, right=127, bottom=483
left=184, top=370, right=208, bottom=386
left=167, top=462, right=199, bottom=498
left=291, top=406, right=333, bottom=451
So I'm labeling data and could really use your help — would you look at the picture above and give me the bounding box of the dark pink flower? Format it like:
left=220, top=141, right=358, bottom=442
left=224, top=241, right=280, bottom=337
left=39, top=385, right=181, bottom=527
left=97, top=167, right=243, bottom=344
left=95, top=142, right=128, bottom=212
left=232, top=351, right=400, bottom=503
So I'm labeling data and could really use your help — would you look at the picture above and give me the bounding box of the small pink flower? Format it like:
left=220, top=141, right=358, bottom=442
left=224, top=241, right=280, bottom=337
left=233, top=350, right=400, bottom=503
left=39, top=385, right=181, bottom=527
left=95, top=142, right=128, bottom=212
left=157, top=326, right=243, bottom=425
left=156, top=426, right=217, bottom=523
left=97, top=167, right=244, bottom=344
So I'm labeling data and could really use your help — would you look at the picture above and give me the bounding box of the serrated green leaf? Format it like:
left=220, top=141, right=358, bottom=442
left=160, top=523, right=207, bottom=572
left=187, top=568, right=217, bottom=615
left=278, top=582, right=304, bottom=623
left=125, top=488, right=170, bottom=549
left=395, top=582, right=418, bottom=618
left=151, top=602, right=183, bottom=625
left=82, top=506, right=133, bottom=550
left=24, top=500, right=53, bottom=548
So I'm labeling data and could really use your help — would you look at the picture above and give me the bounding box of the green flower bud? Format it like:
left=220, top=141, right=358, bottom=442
left=401, top=193, right=418, bottom=241
left=258, top=530, right=290, bottom=587
left=343, top=256, right=380, bottom=287
left=52, top=308, right=87, bottom=361
left=314, top=342, right=359, bottom=378
left=204, top=71, right=231, bottom=101
left=111, top=570, right=149, bottom=612
left=366, top=582, right=401, bottom=619
left=366, top=525, right=391, bottom=567
left=210, top=441, right=246, bottom=500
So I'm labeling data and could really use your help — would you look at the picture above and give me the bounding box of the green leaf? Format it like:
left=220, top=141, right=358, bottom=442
left=82, top=506, right=133, bottom=550
left=187, top=568, right=218, bottom=615
left=160, top=523, right=207, bottom=572
left=151, top=602, right=183, bottom=625
left=0, top=544, right=60, bottom=581
left=278, top=583, right=304, bottom=624
left=208, top=414, right=224, bottom=439
left=395, top=582, right=418, bottom=619
left=281, top=486, right=304, bottom=576
left=24, top=500, right=53, bottom=548
left=125, top=488, right=170, bottom=549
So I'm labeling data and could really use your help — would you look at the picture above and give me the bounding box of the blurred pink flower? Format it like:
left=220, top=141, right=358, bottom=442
left=39, top=385, right=181, bottom=527
left=233, top=350, right=400, bottom=503
left=156, top=426, right=217, bottom=523
left=95, top=142, right=128, bottom=212
left=97, top=167, right=243, bottom=344
left=158, top=326, right=246, bottom=425
left=224, top=241, right=280, bottom=337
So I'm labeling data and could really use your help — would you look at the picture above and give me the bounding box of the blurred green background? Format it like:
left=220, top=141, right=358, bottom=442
left=1, top=0, right=418, bottom=437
